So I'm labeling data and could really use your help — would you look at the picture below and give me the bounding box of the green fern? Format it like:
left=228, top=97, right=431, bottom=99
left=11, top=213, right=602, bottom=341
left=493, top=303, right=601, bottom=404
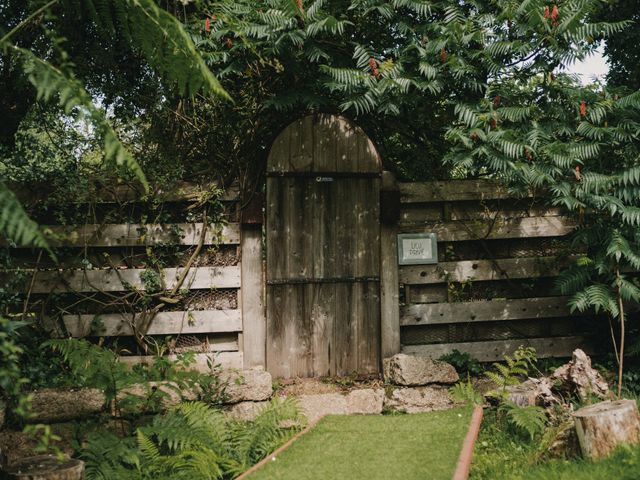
left=82, top=399, right=303, bottom=480
left=485, top=346, right=537, bottom=401
left=0, top=182, right=50, bottom=250
left=449, top=376, right=484, bottom=406
left=499, top=402, right=548, bottom=441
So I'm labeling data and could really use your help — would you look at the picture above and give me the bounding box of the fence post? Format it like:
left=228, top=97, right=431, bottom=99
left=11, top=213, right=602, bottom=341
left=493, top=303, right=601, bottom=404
left=240, top=193, right=266, bottom=369
left=380, top=171, right=401, bottom=359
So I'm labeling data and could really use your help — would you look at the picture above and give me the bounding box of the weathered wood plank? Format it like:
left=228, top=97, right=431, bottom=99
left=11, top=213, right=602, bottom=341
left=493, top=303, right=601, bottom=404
left=13, top=181, right=240, bottom=204
left=240, top=227, right=266, bottom=368
left=399, top=256, right=573, bottom=285
left=402, top=336, right=588, bottom=362
left=399, top=216, right=575, bottom=240
left=399, top=180, right=514, bottom=203
left=24, top=265, right=241, bottom=293
left=401, top=296, right=574, bottom=326
left=62, top=309, right=242, bottom=337
left=120, top=352, right=243, bottom=371
left=399, top=203, right=563, bottom=226
left=381, top=171, right=401, bottom=359
left=10, top=223, right=241, bottom=248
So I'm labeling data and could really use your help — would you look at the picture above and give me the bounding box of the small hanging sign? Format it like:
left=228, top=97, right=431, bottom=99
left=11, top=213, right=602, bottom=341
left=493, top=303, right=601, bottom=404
left=397, top=233, right=438, bottom=265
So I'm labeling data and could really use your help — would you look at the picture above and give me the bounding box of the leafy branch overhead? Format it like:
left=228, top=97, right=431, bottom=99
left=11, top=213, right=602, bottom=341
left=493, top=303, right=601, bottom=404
left=0, top=0, right=230, bottom=248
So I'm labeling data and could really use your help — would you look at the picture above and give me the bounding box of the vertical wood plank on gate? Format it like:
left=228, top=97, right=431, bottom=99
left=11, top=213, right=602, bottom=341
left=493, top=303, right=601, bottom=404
left=240, top=226, right=265, bottom=368
left=266, top=114, right=382, bottom=378
left=380, top=171, right=401, bottom=359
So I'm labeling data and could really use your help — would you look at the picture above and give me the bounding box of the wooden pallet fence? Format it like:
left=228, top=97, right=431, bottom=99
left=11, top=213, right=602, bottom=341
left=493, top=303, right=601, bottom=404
left=396, top=179, right=588, bottom=362
left=5, top=182, right=264, bottom=371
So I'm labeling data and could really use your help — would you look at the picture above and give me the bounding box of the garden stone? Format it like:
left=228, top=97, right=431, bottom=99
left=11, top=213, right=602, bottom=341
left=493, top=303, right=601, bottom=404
left=119, top=381, right=197, bottom=412
left=27, top=388, right=105, bottom=423
left=384, top=386, right=456, bottom=413
left=221, top=368, right=272, bottom=404
left=346, top=389, right=384, bottom=415
left=298, top=393, right=348, bottom=423
left=551, top=349, right=609, bottom=401
left=225, top=401, right=270, bottom=422
left=383, top=354, right=459, bottom=386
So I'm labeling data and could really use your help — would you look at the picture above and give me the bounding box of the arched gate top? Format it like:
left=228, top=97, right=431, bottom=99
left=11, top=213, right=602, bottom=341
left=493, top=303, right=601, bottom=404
left=267, top=114, right=381, bottom=174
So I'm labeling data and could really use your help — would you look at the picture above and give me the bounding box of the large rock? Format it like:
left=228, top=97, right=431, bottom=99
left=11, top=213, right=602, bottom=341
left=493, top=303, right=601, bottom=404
left=346, top=389, right=384, bottom=415
left=119, top=382, right=197, bottom=413
left=298, top=394, right=348, bottom=423
left=222, top=368, right=273, bottom=403
left=297, top=389, right=386, bottom=423
left=551, top=349, right=609, bottom=401
left=225, top=401, right=270, bottom=422
left=27, top=388, right=105, bottom=423
left=383, top=354, right=459, bottom=386
left=384, top=386, right=456, bottom=413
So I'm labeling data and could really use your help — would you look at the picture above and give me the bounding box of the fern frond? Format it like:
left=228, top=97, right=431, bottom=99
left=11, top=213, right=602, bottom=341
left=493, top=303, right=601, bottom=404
left=0, top=182, right=50, bottom=251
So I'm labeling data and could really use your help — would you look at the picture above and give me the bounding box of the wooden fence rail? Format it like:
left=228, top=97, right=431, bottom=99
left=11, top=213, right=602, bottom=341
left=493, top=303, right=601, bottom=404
left=395, top=179, right=591, bottom=362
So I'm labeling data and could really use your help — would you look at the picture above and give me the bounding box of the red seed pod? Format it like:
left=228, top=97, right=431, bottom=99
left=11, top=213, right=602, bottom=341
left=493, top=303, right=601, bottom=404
left=205, top=17, right=210, bottom=32
left=368, top=58, right=380, bottom=77
left=525, top=149, right=533, bottom=162
left=580, top=100, right=587, bottom=118
left=470, top=132, right=478, bottom=141
left=440, top=48, right=447, bottom=63
left=574, top=165, right=582, bottom=181
left=493, top=95, right=501, bottom=107
left=551, top=5, right=559, bottom=26
left=544, top=6, right=550, bottom=19
left=296, top=0, right=304, bottom=14
left=490, top=117, right=497, bottom=129
left=226, top=37, right=233, bottom=49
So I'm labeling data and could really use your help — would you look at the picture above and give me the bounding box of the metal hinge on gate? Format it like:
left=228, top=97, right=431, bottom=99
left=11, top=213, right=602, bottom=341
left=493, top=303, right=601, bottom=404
left=267, top=276, right=380, bottom=285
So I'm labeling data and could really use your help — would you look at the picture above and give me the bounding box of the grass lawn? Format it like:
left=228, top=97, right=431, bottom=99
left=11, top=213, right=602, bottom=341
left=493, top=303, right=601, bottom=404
left=471, top=405, right=640, bottom=480
left=248, top=406, right=473, bottom=480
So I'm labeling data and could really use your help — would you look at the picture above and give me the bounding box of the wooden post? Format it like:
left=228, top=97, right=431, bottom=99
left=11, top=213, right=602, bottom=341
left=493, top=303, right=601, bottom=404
left=573, top=400, right=640, bottom=459
left=380, top=171, right=401, bottom=359
left=240, top=225, right=266, bottom=369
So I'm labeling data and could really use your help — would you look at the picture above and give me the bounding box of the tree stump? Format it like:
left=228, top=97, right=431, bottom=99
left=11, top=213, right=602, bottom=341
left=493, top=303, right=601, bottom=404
left=4, top=455, right=84, bottom=480
left=573, top=400, right=640, bottom=459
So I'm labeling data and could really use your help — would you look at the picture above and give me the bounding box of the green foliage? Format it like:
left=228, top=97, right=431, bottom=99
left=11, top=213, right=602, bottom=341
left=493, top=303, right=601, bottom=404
left=0, top=317, right=31, bottom=420
left=499, top=402, right=548, bottom=441
left=46, top=338, right=229, bottom=414
left=449, top=376, right=484, bottom=406
left=485, top=346, right=538, bottom=401
left=439, top=349, right=483, bottom=377
left=82, top=399, right=303, bottom=480
left=0, top=181, right=49, bottom=250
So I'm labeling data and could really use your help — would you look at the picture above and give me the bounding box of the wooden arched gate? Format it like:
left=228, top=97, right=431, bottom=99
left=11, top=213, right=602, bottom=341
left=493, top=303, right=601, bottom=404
left=266, top=114, right=382, bottom=378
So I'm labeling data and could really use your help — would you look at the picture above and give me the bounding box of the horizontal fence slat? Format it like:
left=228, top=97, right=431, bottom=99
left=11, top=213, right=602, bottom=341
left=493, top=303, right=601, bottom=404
left=14, top=181, right=240, bottom=204
left=22, top=265, right=241, bottom=293
left=402, top=336, right=588, bottom=362
left=3, top=223, right=240, bottom=248
left=399, top=180, right=513, bottom=203
left=399, top=204, right=564, bottom=226
left=62, top=309, right=242, bottom=337
left=401, top=296, right=573, bottom=326
left=120, top=352, right=243, bottom=371
left=399, top=256, right=573, bottom=285
left=399, top=216, right=575, bottom=240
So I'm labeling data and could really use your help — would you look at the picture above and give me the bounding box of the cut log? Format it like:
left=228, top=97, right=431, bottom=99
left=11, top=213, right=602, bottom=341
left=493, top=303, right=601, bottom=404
left=4, top=455, right=84, bottom=479
left=573, top=400, right=640, bottom=459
